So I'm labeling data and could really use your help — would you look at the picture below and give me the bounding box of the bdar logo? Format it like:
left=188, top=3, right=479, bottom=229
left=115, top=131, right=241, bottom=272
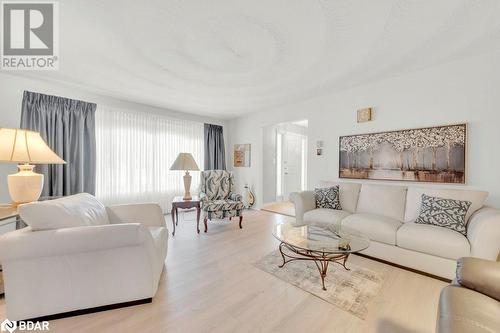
left=0, top=319, right=17, bottom=333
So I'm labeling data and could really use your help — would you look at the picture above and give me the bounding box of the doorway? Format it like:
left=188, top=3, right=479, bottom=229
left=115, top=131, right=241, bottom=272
left=262, top=120, right=308, bottom=212
left=277, top=129, right=307, bottom=200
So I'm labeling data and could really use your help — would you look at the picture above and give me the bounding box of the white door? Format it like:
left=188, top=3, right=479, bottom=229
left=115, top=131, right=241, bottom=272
left=282, top=133, right=305, bottom=200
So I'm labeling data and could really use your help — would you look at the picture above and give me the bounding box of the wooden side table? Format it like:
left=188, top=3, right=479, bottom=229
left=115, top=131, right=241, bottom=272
left=0, top=205, right=22, bottom=296
left=0, top=205, right=23, bottom=229
left=170, top=196, right=201, bottom=236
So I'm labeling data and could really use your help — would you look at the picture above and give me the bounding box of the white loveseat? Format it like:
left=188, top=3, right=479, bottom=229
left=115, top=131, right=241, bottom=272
left=0, top=194, right=168, bottom=321
left=291, top=182, right=500, bottom=280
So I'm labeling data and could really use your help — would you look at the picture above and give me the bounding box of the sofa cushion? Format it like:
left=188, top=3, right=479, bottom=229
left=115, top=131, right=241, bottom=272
left=303, top=208, right=350, bottom=226
left=314, top=186, right=341, bottom=210
left=342, top=213, right=402, bottom=245
left=404, top=187, right=488, bottom=223
left=19, top=193, right=109, bottom=231
left=415, top=194, right=471, bottom=235
left=356, top=184, right=407, bottom=221
left=397, top=223, right=470, bottom=260
left=318, top=181, right=361, bottom=213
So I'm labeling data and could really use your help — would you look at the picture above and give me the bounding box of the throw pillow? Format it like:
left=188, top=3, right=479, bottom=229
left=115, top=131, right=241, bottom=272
left=415, top=194, right=471, bottom=235
left=19, top=193, right=110, bottom=231
left=314, top=186, right=342, bottom=210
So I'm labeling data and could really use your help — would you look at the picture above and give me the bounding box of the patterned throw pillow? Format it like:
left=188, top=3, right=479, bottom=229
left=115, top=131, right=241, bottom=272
left=415, top=194, right=472, bottom=235
left=314, top=186, right=342, bottom=210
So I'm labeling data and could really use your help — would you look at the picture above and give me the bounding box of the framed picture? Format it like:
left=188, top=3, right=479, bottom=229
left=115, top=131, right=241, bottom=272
left=339, top=124, right=467, bottom=183
left=234, top=144, right=251, bottom=167
left=357, top=108, right=372, bottom=123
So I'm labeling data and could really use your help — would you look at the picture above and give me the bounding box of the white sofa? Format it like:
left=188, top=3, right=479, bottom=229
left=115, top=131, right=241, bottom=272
left=0, top=194, right=168, bottom=321
left=291, top=182, right=500, bottom=280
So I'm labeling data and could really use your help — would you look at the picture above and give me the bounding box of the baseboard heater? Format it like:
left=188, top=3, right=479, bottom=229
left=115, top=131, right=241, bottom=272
left=23, top=298, right=152, bottom=322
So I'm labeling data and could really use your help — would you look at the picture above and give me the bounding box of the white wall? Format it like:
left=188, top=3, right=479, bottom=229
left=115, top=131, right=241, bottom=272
left=0, top=73, right=227, bottom=203
left=227, top=51, right=500, bottom=208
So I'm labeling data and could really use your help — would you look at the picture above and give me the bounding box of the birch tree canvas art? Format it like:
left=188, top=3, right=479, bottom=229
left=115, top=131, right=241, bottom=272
left=339, top=124, right=466, bottom=183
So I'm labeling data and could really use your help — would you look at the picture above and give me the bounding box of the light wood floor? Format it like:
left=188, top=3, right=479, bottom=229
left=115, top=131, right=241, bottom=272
left=261, top=201, right=295, bottom=217
left=0, top=210, right=446, bottom=333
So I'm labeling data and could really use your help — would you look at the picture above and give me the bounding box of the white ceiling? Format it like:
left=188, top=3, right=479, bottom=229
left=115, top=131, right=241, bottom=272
left=12, top=0, right=500, bottom=118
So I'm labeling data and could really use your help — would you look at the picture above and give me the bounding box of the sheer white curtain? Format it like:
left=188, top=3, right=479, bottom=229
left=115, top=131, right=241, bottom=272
left=95, top=106, right=204, bottom=211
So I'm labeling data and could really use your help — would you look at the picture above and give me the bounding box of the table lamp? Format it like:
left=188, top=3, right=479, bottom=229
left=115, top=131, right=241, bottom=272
left=170, top=153, right=199, bottom=200
left=0, top=128, right=66, bottom=205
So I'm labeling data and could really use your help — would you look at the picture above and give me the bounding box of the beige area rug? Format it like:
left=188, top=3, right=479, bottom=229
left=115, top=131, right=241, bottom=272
left=261, top=201, right=295, bottom=217
left=254, top=251, right=384, bottom=319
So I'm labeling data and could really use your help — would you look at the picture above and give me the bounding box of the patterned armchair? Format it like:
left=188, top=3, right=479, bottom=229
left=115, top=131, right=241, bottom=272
left=199, top=170, right=244, bottom=232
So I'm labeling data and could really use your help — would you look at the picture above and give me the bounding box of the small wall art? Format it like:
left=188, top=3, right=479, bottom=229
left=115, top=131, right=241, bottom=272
left=234, top=144, right=251, bottom=167
left=357, top=108, right=373, bottom=123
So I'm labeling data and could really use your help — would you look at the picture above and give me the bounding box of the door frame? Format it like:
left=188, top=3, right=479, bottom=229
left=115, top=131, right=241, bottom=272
left=276, top=129, right=308, bottom=201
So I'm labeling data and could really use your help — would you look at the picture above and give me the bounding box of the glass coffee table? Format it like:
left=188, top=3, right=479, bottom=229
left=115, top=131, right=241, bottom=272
left=273, top=223, right=370, bottom=290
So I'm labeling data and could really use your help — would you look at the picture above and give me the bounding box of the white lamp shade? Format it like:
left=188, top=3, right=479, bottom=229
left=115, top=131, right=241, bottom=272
left=170, top=153, right=199, bottom=171
left=0, top=128, right=66, bottom=164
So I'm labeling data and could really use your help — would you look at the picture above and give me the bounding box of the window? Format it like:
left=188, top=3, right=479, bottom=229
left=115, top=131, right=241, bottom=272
left=95, top=106, right=204, bottom=210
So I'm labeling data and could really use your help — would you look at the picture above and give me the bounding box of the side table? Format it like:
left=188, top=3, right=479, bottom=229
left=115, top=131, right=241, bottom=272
left=170, top=196, right=201, bottom=236
left=0, top=205, right=22, bottom=296
left=0, top=205, right=24, bottom=230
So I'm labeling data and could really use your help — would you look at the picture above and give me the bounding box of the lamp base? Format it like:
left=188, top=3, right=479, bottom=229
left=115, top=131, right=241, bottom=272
left=183, top=171, right=192, bottom=201
left=7, top=164, right=43, bottom=205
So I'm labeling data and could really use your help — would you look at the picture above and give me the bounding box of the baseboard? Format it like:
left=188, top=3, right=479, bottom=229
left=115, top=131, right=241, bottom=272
left=23, top=298, right=153, bottom=322
left=354, top=253, right=451, bottom=283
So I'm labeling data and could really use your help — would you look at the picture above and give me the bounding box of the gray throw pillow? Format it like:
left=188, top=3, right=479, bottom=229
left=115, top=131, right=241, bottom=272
left=314, top=186, right=342, bottom=210
left=415, top=194, right=471, bottom=235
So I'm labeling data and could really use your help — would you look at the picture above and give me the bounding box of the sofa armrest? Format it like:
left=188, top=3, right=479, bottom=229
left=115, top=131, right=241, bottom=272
left=456, top=257, right=500, bottom=301
left=106, top=203, right=165, bottom=227
left=290, top=191, right=315, bottom=224
left=467, top=207, right=500, bottom=260
left=0, top=223, right=153, bottom=261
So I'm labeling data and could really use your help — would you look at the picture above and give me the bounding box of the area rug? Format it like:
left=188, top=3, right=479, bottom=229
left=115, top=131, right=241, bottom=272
left=254, top=251, right=384, bottom=319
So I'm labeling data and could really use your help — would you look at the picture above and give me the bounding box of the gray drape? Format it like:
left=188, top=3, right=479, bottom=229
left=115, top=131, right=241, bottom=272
left=204, top=124, right=226, bottom=170
left=20, top=90, right=97, bottom=196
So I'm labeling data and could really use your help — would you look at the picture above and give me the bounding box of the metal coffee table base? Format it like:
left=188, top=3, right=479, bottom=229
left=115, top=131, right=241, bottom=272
left=278, top=241, right=350, bottom=291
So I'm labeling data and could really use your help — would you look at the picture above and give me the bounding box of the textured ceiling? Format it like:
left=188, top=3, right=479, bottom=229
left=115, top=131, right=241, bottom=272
left=11, top=0, right=500, bottom=118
